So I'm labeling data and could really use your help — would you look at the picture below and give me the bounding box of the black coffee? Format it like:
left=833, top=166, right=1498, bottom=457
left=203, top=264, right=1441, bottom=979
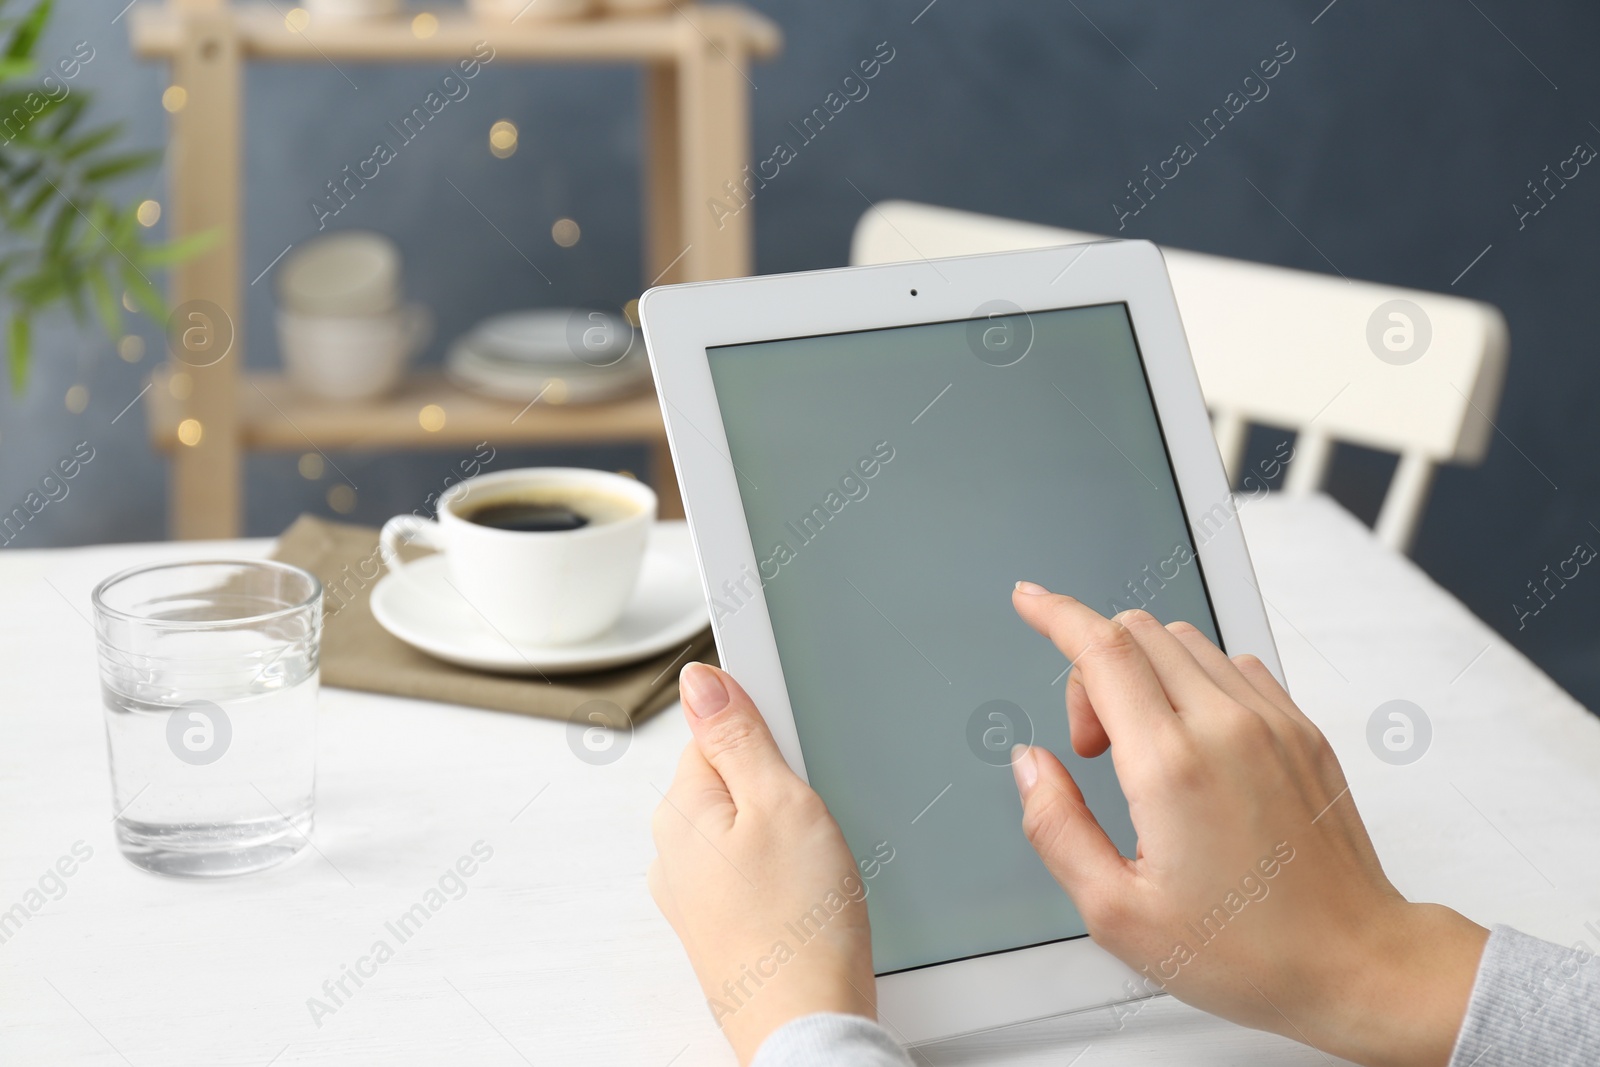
left=457, top=488, right=637, bottom=533
left=464, top=502, right=590, bottom=532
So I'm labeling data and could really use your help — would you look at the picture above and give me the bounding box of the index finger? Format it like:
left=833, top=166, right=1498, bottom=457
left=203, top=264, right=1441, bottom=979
left=1012, top=582, right=1182, bottom=757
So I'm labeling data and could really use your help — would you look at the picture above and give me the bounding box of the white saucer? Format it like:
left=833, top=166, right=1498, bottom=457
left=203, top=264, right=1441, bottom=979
left=444, top=345, right=652, bottom=404
left=370, top=524, right=710, bottom=675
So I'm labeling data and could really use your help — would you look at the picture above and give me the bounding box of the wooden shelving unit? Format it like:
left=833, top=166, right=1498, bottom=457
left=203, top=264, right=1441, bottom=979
left=129, top=1, right=782, bottom=537
left=147, top=367, right=682, bottom=500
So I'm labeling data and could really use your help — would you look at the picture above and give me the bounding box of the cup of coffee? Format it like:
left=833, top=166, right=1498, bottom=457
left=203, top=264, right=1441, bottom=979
left=378, top=468, right=656, bottom=646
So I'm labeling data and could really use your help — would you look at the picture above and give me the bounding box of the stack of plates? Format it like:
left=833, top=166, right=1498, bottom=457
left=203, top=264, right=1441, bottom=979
left=446, top=309, right=653, bottom=405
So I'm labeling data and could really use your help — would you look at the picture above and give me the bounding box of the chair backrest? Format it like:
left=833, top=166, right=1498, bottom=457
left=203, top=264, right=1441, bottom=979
left=850, top=201, right=1510, bottom=553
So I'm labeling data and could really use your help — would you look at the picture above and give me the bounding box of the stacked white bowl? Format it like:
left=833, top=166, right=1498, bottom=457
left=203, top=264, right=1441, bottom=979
left=304, top=0, right=403, bottom=20
left=467, top=0, right=674, bottom=21
left=276, top=232, right=430, bottom=403
left=445, top=308, right=652, bottom=405
left=310, top=0, right=675, bottom=22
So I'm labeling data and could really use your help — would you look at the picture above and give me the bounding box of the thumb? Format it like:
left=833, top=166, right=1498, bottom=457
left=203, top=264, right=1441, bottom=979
left=1012, top=744, right=1134, bottom=913
left=679, top=662, right=797, bottom=807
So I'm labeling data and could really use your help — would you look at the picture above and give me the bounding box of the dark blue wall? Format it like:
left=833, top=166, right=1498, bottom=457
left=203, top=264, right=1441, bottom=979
left=4, top=1, right=1597, bottom=709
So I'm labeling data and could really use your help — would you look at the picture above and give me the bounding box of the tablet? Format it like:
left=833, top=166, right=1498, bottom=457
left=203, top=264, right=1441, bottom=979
left=640, top=240, right=1282, bottom=1043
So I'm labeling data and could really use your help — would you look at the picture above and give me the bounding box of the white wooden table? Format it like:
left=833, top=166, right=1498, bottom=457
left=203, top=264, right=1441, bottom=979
left=3, top=494, right=1598, bottom=1066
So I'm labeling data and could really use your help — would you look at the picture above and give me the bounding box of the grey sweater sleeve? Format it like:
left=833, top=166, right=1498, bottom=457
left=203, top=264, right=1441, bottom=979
left=1448, top=924, right=1600, bottom=1067
left=751, top=1013, right=913, bottom=1067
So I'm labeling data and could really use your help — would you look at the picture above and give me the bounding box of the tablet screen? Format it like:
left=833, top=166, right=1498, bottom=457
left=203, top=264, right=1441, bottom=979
left=706, top=303, right=1219, bottom=975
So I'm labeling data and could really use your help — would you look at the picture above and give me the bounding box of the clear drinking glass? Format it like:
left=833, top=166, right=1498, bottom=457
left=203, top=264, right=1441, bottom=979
left=92, top=560, right=322, bottom=877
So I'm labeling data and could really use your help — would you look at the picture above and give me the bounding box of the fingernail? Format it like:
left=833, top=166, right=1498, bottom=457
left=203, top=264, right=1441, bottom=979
left=680, top=662, right=730, bottom=719
left=1011, top=744, right=1038, bottom=797
left=1015, top=580, right=1051, bottom=595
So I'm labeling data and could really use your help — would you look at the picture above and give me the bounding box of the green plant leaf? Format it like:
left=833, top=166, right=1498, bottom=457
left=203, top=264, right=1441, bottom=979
left=0, top=90, right=60, bottom=144
left=0, top=0, right=201, bottom=394
left=5, top=0, right=51, bottom=62
left=82, top=149, right=162, bottom=184
left=62, top=264, right=85, bottom=322
left=15, top=177, right=53, bottom=222
left=119, top=262, right=164, bottom=319
left=8, top=313, right=28, bottom=392
left=0, top=91, right=36, bottom=117
left=5, top=156, right=40, bottom=189
left=15, top=263, right=65, bottom=304
left=110, top=200, right=139, bottom=245
left=43, top=92, right=83, bottom=138
left=59, top=123, right=117, bottom=161
left=137, top=227, right=221, bottom=267
left=87, top=195, right=112, bottom=233
left=86, top=263, right=120, bottom=336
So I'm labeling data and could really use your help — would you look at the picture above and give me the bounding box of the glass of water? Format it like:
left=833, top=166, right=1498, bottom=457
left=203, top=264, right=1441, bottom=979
left=92, top=560, right=321, bottom=877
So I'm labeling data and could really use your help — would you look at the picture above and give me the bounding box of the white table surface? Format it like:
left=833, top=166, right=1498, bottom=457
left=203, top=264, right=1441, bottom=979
left=3, top=494, right=1599, bottom=1067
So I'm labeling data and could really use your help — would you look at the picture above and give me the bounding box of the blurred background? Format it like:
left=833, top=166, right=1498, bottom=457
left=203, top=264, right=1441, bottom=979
left=3, top=0, right=1597, bottom=710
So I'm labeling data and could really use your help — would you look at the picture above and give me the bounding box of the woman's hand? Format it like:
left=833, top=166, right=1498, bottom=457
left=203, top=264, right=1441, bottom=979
left=649, top=662, right=876, bottom=1065
left=1009, top=582, right=1488, bottom=1067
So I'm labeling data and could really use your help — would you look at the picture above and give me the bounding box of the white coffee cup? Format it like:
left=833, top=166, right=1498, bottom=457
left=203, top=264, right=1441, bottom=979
left=277, top=305, right=430, bottom=402
left=379, top=468, right=657, bottom=646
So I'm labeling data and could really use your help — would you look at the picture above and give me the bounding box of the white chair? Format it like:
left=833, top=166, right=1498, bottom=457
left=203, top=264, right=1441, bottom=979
left=850, top=201, right=1509, bottom=554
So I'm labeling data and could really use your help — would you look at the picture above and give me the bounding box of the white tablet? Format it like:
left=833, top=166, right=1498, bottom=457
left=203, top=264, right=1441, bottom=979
left=640, top=240, right=1282, bottom=1044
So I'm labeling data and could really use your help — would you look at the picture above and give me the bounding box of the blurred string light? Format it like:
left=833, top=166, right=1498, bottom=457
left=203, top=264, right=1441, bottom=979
left=64, top=385, right=87, bottom=414
left=136, top=200, right=161, bottom=227
left=177, top=418, right=203, bottom=446
left=622, top=298, right=640, bottom=326
left=284, top=7, right=310, bottom=32
left=418, top=404, right=446, bottom=432
left=298, top=453, right=325, bottom=480
left=489, top=120, right=518, bottom=159
left=162, top=85, right=186, bottom=112
left=551, top=218, right=580, bottom=247
left=412, top=12, right=438, bottom=37
left=118, top=335, right=145, bottom=363
left=168, top=372, right=192, bottom=400
left=121, top=290, right=137, bottom=313
left=327, top=484, right=356, bottom=513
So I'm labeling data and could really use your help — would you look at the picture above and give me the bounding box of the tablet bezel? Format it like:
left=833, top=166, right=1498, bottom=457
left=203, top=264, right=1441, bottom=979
left=639, top=240, right=1283, bottom=1044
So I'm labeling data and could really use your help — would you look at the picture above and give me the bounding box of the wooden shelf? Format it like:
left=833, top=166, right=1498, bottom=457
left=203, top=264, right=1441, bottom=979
left=135, top=0, right=774, bottom=535
left=148, top=370, right=668, bottom=452
left=130, top=3, right=781, bottom=63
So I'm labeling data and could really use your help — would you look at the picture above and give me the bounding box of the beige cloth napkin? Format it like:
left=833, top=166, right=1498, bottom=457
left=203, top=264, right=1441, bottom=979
left=270, top=514, right=715, bottom=725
